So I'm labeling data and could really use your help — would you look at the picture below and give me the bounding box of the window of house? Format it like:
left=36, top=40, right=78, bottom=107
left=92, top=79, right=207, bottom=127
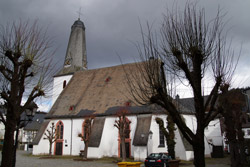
left=159, top=128, right=165, bottom=147
left=247, top=130, right=250, bottom=136
left=63, top=80, right=67, bottom=89
left=56, top=121, right=64, bottom=139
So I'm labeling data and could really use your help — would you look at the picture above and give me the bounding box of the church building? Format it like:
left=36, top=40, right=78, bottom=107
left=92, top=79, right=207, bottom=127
left=32, top=18, right=223, bottom=161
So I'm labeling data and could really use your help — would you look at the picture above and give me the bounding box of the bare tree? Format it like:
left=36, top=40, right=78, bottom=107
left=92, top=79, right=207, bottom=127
left=114, top=108, right=131, bottom=162
left=218, top=87, right=248, bottom=167
left=43, top=122, right=58, bottom=156
left=126, top=3, right=239, bottom=167
left=0, top=20, right=54, bottom=167
left=78, top=117, right=94, bottom=159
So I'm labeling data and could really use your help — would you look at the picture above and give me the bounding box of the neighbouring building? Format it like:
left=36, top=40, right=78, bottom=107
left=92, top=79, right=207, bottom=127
left=19, top=112, right=47, bottom=151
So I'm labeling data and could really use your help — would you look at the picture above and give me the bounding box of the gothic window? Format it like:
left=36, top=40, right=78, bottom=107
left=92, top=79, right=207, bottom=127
left=159, top=127, right=165, bottom=147
left=56, top=121, right=64, bottom=139
left=125, top=118, right=130, bottom=139
left=63, top=80, right=67, bottom=89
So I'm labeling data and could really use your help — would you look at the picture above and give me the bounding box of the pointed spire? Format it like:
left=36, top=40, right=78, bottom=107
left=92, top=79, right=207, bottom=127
left=56, top=18, right=87, bottom=76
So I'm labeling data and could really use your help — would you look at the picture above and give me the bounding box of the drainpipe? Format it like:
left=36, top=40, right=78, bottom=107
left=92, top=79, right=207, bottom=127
left=70, top=118, right=73, bottom=155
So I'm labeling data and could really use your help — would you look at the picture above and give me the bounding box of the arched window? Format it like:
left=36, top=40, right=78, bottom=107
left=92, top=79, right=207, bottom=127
left=124, top=118, right=130, bottom=138
left=56, top=121, right=64, bottom=139
left=63, top=80, right=67, bottom=89
left=159, top=127, right=165, bottom=147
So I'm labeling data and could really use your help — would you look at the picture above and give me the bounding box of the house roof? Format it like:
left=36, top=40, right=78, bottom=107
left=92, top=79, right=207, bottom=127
left=32, top=120, right=50, bottom=145
left=46, top=62, right=168, bottom=119
left=24, top=112, right=47, bottom=131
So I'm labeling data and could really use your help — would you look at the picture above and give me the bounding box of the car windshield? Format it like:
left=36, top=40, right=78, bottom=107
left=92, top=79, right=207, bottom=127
left=149, top=153, right=161, bottom=158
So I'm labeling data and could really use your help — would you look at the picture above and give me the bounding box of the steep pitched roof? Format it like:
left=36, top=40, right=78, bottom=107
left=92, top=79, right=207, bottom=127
left=24, top=112, right=47, bottom=131
left=47, top=62, right=160, bottom=118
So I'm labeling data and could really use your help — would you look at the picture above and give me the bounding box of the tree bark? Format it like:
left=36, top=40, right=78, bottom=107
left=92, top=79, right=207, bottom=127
left=12, top=126, right=20, bottom=167
left=121, top=136, right=126, bottom=162
left=49, top=142, right=52, bottom=156
left=193, top=132, right=205, bottom=167
left=83, top=141, right=89, bottom=159
left=1, top=118, right=17, bottom=167
left=228, top=141, right=241, bottom=167
left=167, top=115, right=176, bottom=159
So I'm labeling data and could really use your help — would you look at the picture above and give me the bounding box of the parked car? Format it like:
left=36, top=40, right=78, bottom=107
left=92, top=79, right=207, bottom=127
left=144, top=153, right=171, bottom=167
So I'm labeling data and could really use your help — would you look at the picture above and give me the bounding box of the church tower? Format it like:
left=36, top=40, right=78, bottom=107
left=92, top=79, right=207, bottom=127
left=58, top=18, right=87, bottom=75
left=52, top=18, right=87, bottom=104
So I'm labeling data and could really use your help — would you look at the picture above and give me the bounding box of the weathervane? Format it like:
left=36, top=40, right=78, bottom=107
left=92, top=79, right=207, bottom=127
left=77, top=7, right=83, bottom=20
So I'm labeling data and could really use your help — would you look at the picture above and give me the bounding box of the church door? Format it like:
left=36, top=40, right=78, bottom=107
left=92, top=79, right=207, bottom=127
left=120, top=142, right=130, bottom=158
left=55, top=142, right=63, bottom=155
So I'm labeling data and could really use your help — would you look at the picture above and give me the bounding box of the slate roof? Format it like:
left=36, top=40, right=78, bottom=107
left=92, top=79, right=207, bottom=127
left=32, top=120, right=50, bottom=145
left=46, top=62, right=168, bottom=119
left=24, top=112, right=47, bottom=131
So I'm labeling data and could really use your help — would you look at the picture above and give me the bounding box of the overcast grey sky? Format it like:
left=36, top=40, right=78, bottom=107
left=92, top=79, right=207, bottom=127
left=1, top=0, right=250, bottom=111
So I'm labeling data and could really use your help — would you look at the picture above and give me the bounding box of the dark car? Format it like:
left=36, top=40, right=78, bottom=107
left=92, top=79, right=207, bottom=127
left=144, top=153, right=171, bottom=167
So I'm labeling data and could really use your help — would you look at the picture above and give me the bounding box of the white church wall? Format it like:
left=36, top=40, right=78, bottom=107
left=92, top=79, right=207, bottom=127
left=52, top=75, right=73, bottom=105
left=88, top=117, right=118, bottom=158
left=149, top=115, right=168, bottom=154
left=133, top=146, right=147, bottom=161
left=33, top=114, right=223, bottom=160
left=205, top=119, right=222, bottom=146
left=33, top=121, right=53, bottom=155
left=88, top=116, right=137, bottom=158
left=174, top=128, right=187, bottom=160
left=71, top=119, right=85, bottom=155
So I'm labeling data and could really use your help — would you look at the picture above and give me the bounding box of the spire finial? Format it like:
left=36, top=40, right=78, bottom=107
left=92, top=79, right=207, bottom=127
left=77, top=7, right=83, bottom=20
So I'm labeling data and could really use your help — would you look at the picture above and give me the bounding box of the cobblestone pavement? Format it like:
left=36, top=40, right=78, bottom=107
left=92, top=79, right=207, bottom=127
left=1, top=151, right=231, bottom=167
left=3, top=151, right=118, bottom=167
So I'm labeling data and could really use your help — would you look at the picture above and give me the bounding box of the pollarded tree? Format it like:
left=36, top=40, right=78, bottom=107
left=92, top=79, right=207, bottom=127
left=114, top=108, right=131, bottom=162
left=43, top=122, right=58, bottom=156
left=0, top=20, right=54, bottom=167
left=78, top=117, right=94, bottom=159
left=218, top=86, right=248, bottom=167
left=125, top=3, right=239, bottom=167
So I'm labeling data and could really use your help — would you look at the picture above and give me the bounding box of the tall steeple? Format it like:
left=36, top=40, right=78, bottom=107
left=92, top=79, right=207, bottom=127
left=57, top=18, right=87, bottom=76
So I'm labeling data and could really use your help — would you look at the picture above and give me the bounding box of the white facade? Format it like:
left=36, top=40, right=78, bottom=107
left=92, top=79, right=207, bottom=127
left=52, top=75, right=73, bottom=104
left=33, top=114, right=222, bottom=161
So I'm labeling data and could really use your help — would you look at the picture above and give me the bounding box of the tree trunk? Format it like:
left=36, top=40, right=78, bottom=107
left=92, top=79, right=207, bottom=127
left=121, top=136, right=126, bottom=162
left=167, top=115, right=176, bottom=159
left=49, top=142, right=52, bottom=156
left=239, top=141, right=247, bottom=165
left=12, top=126, right=20, bottom=167
left=193, top=134, right=205, bottom=167
left=229, top=141, right=241, bottom=167
left=83, top=141, right=89, bottom=159
left=1, top=118, right=17, bottom=167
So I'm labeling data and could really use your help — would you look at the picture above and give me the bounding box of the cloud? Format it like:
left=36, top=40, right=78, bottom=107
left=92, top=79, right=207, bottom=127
left=0, top=0, right=249, bottom=99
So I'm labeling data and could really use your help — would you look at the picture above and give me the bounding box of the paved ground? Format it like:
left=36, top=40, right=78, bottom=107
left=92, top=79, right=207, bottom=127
left=3, top=151, right=118, bottom=167
left=1, top=151, right=231, bottom=167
